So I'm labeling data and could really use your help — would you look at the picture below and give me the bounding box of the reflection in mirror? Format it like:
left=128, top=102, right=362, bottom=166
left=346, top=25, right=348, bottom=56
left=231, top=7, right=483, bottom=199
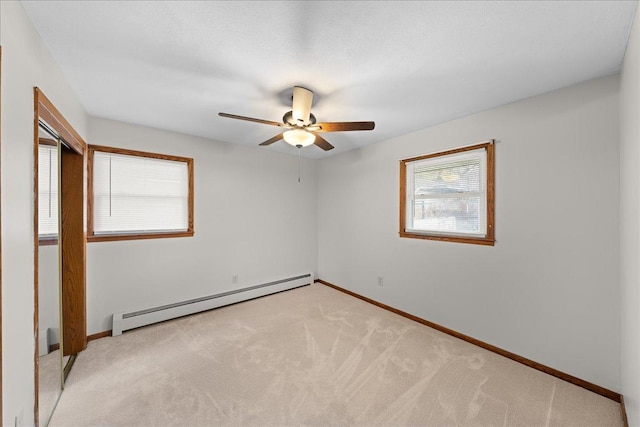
left=37, top=122, right=63, bottom=426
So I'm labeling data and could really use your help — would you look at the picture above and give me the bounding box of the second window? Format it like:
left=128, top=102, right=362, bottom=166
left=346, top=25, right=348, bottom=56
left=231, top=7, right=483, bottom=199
left=400, top=141, right=494, bottom=245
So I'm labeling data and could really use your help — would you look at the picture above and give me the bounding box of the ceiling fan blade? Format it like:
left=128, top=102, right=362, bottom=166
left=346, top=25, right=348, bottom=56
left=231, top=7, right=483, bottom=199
left=219, top=112, right=282, bottom=127
left=311, top=133, right=334, bottom=151
left=315, top=121, right=375, bottom=132
left=259, top=133, right=284, bottom=146
left=292, top=86, right=313, bottom=125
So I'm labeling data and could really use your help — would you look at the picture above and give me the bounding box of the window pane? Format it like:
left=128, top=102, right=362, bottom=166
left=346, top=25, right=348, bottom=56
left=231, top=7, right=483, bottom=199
left=93, top=151, right=189, bottom=234
left=414, top=153, right=481, bottom=195
left=403, top=145, right=492, bottom=242
left=411, top=196, right=481, bottom=234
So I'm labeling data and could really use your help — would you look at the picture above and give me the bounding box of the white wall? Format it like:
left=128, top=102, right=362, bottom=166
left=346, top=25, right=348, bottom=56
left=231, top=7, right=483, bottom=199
left=620, top=4, right=640, bottom=426
left=85, top=117, right=318, bottom=335
left=0, top=0, right=632, bottom=423
left=318, top=75, right=621, bottom=391
left=0, top=1, right=89, bottom=425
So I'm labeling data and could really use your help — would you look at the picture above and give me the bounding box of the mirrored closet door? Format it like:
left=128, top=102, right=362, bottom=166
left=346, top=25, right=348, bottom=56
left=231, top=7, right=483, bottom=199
left=37, top=122, right=64, bottom=426
left=34, top=88, right=88, bottom=427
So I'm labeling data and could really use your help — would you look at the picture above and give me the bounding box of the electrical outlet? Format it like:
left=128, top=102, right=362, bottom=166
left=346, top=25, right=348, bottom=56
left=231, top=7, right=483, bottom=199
left=377, top=276, right=384, bottom=287
left=232, top=275, right=238, bottom=284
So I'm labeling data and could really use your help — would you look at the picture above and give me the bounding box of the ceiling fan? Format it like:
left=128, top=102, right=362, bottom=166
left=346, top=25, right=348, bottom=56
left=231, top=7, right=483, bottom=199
left=218, top=86, right=375, bottom=151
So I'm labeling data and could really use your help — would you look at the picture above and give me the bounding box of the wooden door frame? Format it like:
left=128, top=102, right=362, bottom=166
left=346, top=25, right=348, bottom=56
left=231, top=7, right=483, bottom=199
left=33, top=88, right=87, bottom=425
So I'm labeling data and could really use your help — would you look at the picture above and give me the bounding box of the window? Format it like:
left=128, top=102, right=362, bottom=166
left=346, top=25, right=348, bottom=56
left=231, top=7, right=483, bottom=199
left=88, top=145, right=194, bottom=242
left=38, top=141, right=59, bottom=242
left=400, top=141, right=494, bottom=245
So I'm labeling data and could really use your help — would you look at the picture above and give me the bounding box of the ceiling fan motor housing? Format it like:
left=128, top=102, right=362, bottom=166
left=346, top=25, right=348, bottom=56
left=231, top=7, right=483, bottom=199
left=283, top=111, right=316, bottom=127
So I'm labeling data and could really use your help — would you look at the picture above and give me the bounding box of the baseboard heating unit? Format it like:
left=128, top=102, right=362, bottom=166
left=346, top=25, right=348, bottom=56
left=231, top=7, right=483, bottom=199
left=112, top=273, right=313, bottom=336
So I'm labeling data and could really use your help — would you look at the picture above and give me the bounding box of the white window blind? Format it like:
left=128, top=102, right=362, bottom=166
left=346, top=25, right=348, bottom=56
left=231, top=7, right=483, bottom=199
left=38, top=144, right=58, bottom=237
left=406, top=148, right=487, bottom=237
left=92, top=151, right=189, bottom=235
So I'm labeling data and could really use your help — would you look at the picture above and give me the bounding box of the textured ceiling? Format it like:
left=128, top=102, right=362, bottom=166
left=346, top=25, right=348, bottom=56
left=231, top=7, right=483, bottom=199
left=20, top=1, right=638, bottom=158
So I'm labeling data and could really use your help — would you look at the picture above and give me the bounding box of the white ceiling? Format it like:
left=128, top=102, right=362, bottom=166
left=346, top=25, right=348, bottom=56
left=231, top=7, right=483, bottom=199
left=20, top=1, right=638, bottom=158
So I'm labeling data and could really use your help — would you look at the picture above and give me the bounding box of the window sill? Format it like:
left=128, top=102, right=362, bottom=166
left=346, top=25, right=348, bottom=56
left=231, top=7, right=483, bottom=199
left=39, top=238, right=59, bottom=246
left=87, top=231, right=194, bottom=243
left=399, top=231, right=495, bottom=246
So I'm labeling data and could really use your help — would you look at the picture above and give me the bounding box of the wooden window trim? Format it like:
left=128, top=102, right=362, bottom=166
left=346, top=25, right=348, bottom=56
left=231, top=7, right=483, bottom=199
left=39, top=238, right=59, bottom=246
left=87, top=144, right=194, bottom=243
left=399, top=141, right=495, bottom=246
left=39, top=137, right=57, bottom=147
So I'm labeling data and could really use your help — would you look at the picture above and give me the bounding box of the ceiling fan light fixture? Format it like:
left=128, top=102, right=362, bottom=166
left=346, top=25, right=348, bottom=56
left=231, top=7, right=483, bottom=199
left=283, top=129, right=315, bottom=147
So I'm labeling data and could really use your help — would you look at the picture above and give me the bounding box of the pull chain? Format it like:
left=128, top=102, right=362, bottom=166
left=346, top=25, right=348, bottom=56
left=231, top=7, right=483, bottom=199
left=297, top=145, right=302, bottom=183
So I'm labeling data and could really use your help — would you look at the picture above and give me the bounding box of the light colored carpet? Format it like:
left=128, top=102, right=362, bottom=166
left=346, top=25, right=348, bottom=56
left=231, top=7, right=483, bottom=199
left=39, top=349, right=62, bottom=426
left=49, top=283, right=623, bottom=426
